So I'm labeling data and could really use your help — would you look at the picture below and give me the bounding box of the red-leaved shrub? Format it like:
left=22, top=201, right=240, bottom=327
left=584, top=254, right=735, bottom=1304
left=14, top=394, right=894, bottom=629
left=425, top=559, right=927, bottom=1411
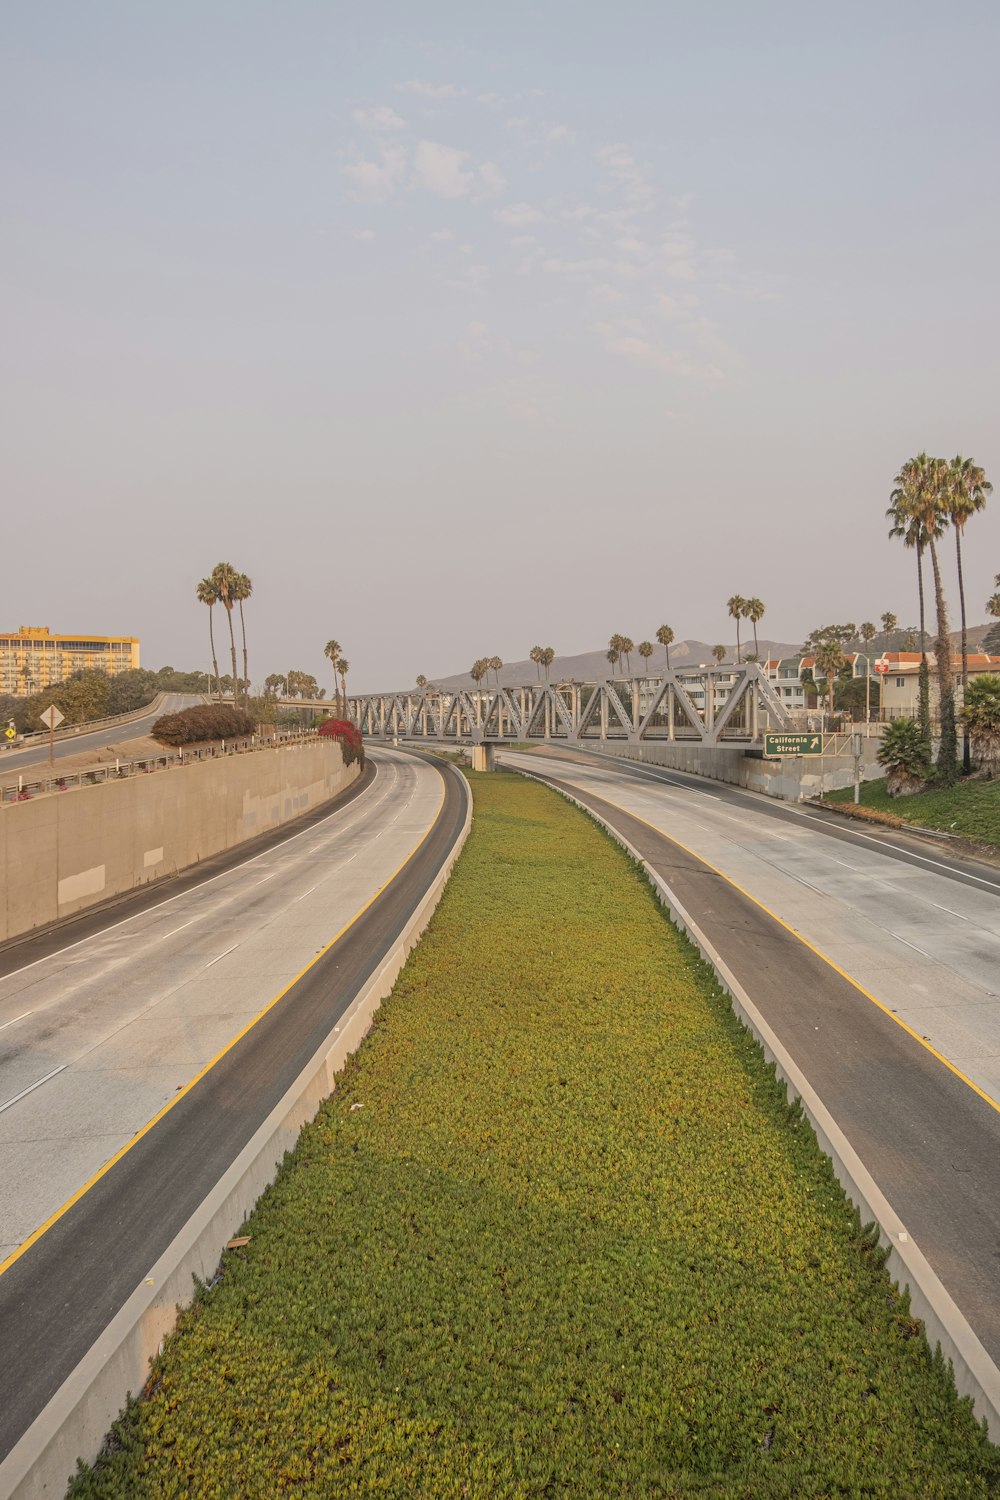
left=318, top=717, right=365, bottom=768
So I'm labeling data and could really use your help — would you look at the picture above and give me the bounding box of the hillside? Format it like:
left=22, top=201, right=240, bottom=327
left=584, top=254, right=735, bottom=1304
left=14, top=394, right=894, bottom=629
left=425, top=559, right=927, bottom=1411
left=410, top=622, right=999, bottom=694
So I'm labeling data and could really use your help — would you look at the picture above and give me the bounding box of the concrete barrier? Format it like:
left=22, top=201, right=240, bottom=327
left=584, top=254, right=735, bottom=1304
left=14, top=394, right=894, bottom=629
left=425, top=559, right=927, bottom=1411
left=596, top=737, right=884, bottom=801
left=0, top=740, right=358, bottom=942
left=513, top=766, right=1000, bottom=1440
left=0, top=763, right=472, bottom=1499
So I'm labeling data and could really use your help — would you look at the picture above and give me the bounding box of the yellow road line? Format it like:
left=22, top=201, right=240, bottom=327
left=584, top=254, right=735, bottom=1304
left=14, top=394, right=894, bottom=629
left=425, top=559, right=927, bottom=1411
left=548, top=768, right=1000, bottom=1120
left=0, top=764, right=449, bottom=1280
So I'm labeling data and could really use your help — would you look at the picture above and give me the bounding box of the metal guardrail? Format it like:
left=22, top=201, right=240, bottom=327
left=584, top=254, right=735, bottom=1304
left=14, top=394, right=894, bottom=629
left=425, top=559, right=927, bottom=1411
left=0, top=728, right=318, bottom=804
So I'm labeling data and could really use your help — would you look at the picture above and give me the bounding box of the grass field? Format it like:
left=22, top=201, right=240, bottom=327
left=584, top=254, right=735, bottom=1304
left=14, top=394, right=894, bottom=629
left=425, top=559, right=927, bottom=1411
left=822, top=774, right=1000, bottom=850
left=71, top=771, right=999, bottom=1497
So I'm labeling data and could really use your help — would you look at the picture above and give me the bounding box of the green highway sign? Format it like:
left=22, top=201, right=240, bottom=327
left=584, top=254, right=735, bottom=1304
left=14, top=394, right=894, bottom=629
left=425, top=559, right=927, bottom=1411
left=764, top=732, right=823, bottom=757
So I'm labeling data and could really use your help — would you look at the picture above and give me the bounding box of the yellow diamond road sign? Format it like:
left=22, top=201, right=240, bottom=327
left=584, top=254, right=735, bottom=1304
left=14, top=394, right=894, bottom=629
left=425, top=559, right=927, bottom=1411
left=764, top=732, right=823, bottom=756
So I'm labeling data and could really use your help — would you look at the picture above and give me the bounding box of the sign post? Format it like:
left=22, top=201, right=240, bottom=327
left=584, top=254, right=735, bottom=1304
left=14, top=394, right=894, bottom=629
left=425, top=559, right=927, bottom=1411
left=763, top=732, right=823, bottom=757
left=39, top=705, right=65, bottom=767
left=4, top=721, right=15, bottom=750
left=852, top=730, right=864, bottom=804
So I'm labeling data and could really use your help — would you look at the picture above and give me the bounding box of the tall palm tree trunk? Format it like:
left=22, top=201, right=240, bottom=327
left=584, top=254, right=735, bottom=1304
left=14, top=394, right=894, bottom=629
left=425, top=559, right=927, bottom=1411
left=956, top=526, right=971, bottom=774
left=916, top=544, right=931, bottom=756
left=208, top=608, right=221, bottom=699
left=224, top=607, right=239, bottom=702
left=238, top=599, right=249, bottom=707
left=928, top=537, right=957, bottom=781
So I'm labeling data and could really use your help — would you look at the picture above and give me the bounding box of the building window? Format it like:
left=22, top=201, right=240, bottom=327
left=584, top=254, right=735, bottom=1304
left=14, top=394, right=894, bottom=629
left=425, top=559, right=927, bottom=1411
left=896, top=677, right=905, bottom=687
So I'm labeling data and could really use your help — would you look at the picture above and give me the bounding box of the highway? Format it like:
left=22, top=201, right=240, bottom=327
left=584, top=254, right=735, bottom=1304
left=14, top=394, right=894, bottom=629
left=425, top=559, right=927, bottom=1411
left=0, top=746, right=467, bottom=1462
left=0, top=693, right=203, bottom=771
left=500, top=746, right=1000, bottom=1370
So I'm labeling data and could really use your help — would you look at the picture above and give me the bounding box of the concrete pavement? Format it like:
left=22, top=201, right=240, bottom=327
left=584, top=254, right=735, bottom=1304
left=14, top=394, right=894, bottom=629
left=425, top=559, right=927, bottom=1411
left=0, top=746, right=444, bottom=1265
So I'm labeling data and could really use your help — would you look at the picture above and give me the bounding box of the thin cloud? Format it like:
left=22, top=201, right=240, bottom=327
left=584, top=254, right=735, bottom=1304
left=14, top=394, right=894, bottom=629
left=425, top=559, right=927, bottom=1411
left=341, top=144, right=407, bottom=203
left=413, top=140, right=473, bottom=198
left=395, top=79, right=466, bottom=99
left=352, top=105, right=406, bottom=133
left=494, top=201, right=545, bottom=226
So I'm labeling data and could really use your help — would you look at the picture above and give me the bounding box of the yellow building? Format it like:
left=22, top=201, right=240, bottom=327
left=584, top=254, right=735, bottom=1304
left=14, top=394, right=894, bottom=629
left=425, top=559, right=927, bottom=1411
left=0, top=626, right=141, bottom=696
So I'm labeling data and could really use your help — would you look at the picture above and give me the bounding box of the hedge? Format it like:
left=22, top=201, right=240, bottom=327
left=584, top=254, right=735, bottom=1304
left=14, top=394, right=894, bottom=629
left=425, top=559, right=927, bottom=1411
left=151, top=704, right=256, bottom=747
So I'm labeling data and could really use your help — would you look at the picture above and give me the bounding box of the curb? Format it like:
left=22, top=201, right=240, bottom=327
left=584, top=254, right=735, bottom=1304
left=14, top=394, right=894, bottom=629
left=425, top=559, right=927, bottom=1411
left=0, top=763, right=473, bottom=1499
left=512, top=766, right=1000, bottom=1440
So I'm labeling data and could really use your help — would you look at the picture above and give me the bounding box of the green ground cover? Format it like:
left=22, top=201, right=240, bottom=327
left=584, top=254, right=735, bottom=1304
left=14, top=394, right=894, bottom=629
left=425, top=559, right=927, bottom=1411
left=71, top=772, right=998, bottom=1498
left=822, top=775, right=1000, bottom=850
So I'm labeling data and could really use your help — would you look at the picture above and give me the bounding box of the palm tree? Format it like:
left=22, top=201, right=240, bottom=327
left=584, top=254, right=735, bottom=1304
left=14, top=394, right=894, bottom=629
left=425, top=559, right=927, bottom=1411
left=727, top=595, right=746, bottom=663
left=196, top=577, right=222, bottom=699
left=530, top=645, right=543, bottom=681
left=859, top=622, right=876, bottom=723
left=815, top=640, right=846, bottom=727
left=211, top=562, right=241, bottom=702
left=470, top=658, right=488, bottom=688
left=620, top=636, right=634, bottom=674
left=490, top=655, right=503, bottom=685
left=336, top=658, right=350, bottom=715
left=324, top=640, right=343, bottom=712
left=880, top=611, right=897, bottom=649
left=638, top=641, right=654, bottom=673
left=656, top=624, right=674, bottom=671
left=231, top=572, right=253, bottom=705
left=542, top=647, right=555, bottom=681
left=745, top=598, right=765, bottom=658
left=946, top=455, right=992, bottom=772
left=712, top=644, right=726, bottom=665
left=887, top=456, right=946, bottom=765
left=416, top=674, right=427, bottom=689
left=606, top=647, right=619, bottom=675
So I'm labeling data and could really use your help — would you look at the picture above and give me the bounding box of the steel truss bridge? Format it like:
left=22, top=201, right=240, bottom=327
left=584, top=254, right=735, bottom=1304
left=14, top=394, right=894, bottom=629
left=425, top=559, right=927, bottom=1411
left=348, top=665, right=792, bottom=747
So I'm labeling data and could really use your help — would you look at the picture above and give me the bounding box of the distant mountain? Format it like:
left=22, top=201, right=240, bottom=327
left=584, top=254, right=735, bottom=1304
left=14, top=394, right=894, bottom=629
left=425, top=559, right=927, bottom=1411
left=402, top=622, right=1000, bottom=694
left=419, top=639, right=805, bottom=694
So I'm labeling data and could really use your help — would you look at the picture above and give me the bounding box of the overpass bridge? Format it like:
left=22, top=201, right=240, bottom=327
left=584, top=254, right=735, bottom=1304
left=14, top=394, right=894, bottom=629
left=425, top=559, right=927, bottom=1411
left=347, top=664, right=792, bottom=747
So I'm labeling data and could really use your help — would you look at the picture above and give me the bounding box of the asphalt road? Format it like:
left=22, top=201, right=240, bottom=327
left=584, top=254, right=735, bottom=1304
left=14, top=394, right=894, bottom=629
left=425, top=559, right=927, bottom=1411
left=0, top=748, right=467, bottom=1461
left=0, top=693, right=203, bottom=771
left=501, top=748, right=1000, bottom=1373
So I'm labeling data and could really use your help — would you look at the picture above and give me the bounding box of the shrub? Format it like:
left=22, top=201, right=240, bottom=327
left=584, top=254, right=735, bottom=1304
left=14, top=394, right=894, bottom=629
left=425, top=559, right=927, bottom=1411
left=151, top=704, right=255, bottom=747
left=963, top=673, right=1000, bottom=778
left=877, top=717, right=930, bottom=796
left=317, top=716, right=365, bottom=768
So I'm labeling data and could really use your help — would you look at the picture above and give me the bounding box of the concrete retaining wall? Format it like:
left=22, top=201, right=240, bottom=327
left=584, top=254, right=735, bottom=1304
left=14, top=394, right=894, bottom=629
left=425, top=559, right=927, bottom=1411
left=597, top=738, right=884, bottom=801
left=0, top=741, right=358, bottom=942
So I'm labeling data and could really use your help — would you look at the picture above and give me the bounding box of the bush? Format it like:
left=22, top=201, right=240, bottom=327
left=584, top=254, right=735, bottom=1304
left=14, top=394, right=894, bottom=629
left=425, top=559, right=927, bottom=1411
left=151, top=704, right=255, bottom=747
left=317, top=716, right=365, bottom=768
left=877, top=717, right=930, bottom=796
left=963, top=673, right=1000, bottom=778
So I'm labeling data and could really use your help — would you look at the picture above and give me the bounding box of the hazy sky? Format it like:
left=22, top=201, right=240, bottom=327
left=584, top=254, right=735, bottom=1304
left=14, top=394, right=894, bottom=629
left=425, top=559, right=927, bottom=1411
left=3, top=2, right=999, bottom=692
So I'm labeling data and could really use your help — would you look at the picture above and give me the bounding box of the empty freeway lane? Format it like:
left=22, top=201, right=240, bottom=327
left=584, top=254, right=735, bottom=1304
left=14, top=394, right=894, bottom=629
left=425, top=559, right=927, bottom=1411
left=0, top=747, right=468, bottom=1464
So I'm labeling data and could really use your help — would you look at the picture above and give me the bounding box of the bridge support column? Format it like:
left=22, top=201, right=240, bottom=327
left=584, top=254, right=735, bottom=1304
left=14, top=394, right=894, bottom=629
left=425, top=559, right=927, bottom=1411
left=471, top=744, right=496, bottom=771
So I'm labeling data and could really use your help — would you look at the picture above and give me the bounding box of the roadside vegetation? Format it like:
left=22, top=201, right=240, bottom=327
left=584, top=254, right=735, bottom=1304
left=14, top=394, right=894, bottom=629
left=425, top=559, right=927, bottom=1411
left=822, top=774, right=1000, bottom=851
left=70, top=773, right=998, bottom=1497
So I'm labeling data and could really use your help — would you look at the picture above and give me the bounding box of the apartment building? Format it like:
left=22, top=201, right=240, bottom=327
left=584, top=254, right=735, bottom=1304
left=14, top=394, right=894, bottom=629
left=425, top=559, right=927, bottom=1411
left=0, top=626, right=141, bottom=696
left=876, top=651, right=1000, bottom=718
left=763, top=653, right=874, bottom=709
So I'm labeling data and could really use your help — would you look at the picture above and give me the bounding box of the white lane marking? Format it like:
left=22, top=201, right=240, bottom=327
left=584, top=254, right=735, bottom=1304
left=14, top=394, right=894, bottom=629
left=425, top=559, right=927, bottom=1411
left=932, top=903, right=968, bottom=921
left=0, top=1011, right=32, bottom=1032
left=293, top=887, right=317, bottom=902
left=890, top=933, right=934, bottom=959
left=160, top=920, right=196, bottom=942
left=0, top=757, right=387, bottom=986
left=520, top=751, right=1000, bottom=896
left=0, top=1065, right=67, bottom=1115
left=204, top=943, right=239, bottom=970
